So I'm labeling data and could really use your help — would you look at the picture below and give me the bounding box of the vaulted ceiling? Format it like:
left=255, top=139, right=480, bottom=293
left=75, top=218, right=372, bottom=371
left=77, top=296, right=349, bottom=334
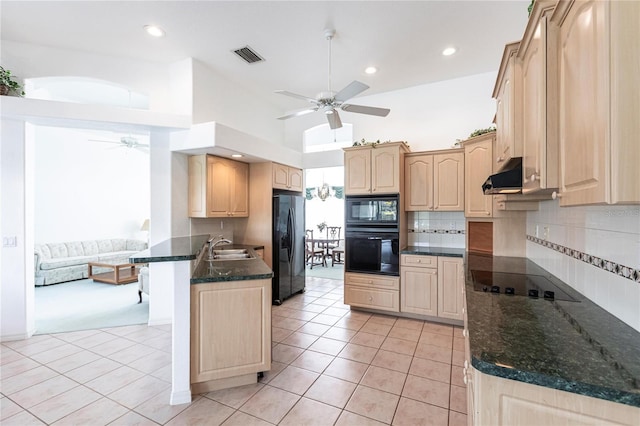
left=1, top=1, right=530, bottom=111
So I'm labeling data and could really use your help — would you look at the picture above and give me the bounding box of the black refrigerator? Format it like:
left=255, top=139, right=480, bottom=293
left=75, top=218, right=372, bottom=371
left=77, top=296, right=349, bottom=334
left=272, top=192, right=305, bottom=305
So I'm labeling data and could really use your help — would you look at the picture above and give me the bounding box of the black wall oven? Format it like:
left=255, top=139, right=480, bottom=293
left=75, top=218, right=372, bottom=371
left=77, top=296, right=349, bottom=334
left=345, top=195, right=400, bottom=276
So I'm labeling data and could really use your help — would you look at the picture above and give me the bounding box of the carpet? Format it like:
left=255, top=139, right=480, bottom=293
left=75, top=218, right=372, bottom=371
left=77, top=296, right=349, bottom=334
left=34, top=278, right=148, bottom=335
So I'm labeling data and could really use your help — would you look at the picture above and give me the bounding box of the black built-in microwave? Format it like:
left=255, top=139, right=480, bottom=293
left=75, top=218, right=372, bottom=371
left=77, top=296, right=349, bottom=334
left=345, top=195, right=399, bottom=226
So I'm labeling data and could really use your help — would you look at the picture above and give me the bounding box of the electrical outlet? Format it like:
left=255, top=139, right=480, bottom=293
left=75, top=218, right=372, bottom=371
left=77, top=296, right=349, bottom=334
left=535, top=225, right=539, bottom=238
left=543, top=226, right=549, bottom=240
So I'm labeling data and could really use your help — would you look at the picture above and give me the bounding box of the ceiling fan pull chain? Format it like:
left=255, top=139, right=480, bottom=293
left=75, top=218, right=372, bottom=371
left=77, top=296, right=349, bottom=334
left=327, top=30, right=333, bottom=95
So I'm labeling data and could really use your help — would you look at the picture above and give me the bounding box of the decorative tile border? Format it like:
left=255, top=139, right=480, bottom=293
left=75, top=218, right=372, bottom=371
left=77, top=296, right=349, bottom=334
left=408, top=228, right=465, bottom=234
left=527, top=235, right=640, bottom=283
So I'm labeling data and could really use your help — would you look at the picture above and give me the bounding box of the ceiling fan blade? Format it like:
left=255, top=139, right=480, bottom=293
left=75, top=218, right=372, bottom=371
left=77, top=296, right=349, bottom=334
left=326, top=110, right=342, bottom=129
left=341, top=104, right=391, bottom=117
left=277, top=107, right=318, bottom=120
left=334, top=81, right=369, bottom=103
left=274, top=90, right=319, bottom=104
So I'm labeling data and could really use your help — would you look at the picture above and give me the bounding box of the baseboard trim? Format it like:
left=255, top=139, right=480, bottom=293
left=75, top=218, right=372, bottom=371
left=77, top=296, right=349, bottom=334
left=1, top=331, right=32, bottom=342
left=170, top=389, right=192, bottom=405
left=148, top=318, right=172, bottom=327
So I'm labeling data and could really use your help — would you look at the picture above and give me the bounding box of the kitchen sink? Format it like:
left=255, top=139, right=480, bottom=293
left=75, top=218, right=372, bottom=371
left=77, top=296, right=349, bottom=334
left=210, top=249, right=253, bottom=261
left=213, top=249, right=249, bottom=255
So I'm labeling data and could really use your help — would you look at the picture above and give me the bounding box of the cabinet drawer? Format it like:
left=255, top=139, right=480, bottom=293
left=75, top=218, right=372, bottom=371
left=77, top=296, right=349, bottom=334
left=401, top=254, right=437, bottom=268
left=345, top=272, right=399, bottom=290
left=344, top=285, right=399, bottom=312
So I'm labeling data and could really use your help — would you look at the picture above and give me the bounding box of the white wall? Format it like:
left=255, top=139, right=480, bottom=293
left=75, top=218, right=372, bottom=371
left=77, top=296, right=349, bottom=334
left=1, top=119, right=36, bottom=340
left=1, top=41, right=186, bottom=114
left=191, top=60, right=285, bottom=146
left=33, top=126, right=150, bottom=244
left=290, top=71, right=498, bottom=161
left=526, top=202, right=640, bottom=332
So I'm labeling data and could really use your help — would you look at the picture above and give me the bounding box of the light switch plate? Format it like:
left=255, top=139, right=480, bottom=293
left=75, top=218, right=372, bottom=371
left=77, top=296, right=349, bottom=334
left=3, top=236, right=17, bottom=247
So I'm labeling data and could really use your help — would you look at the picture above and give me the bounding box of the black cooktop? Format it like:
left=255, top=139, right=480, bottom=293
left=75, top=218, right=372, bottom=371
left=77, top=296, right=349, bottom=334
left=471, top=270, right=580, bottom=302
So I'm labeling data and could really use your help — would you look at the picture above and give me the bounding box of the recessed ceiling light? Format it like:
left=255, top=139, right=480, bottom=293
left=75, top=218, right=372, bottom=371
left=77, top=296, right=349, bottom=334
left=144, top=25, right=165, bottom=37
left=442, top=47, right=456, bottom=56
left=365, top=66, right=378, bottom=74
left=231, top=154, right=243, bottom=158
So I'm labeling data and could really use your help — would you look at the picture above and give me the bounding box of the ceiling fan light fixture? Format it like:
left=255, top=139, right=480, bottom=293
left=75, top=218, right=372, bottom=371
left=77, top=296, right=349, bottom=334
left=144, top=25, right=165, bottom=37
left=365, top=66, right=378, bottom=74
left=231, top=154, right=243, bottom=158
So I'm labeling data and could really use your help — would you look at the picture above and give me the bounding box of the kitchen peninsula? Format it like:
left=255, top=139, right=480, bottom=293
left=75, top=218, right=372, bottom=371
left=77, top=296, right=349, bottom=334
left=130, top=234, right=273, bottom=404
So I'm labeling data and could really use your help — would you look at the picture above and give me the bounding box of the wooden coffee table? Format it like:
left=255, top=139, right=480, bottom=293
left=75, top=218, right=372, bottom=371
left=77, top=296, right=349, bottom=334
left=88, top=261, right=139, bottom=285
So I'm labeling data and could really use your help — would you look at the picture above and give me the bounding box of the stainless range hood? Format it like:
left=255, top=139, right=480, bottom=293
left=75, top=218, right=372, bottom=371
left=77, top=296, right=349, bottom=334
left=482, top=157, right=522, bottom=194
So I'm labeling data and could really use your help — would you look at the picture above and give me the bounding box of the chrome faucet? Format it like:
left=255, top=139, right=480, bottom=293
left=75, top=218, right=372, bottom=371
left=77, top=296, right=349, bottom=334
left=207, top=235, right=232, bottom=260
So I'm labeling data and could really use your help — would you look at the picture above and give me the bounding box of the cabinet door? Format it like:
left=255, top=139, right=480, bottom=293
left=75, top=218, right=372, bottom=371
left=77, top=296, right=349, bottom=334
left=371, top=145, right=401, bottom=194
left=188, top=155, right=208, bottom=218
left=464, top=137, right=494, bottom=217
left=191, top=279, right=271, bottom=383
left=229, top=161, right=249, bottom=216
left=437, top=257, right=464, bottom=321
left=272, top=163, right=290, bottom=190
left=207, top=156, right=232, bottom=217
left=344, top=149, right=371, bottom=195
left=401, top=266, right=438, bottom=316
left=405, top=155, right=433, bottom=211
left=557, top=0, right=607, bottom=206
left=433, top=152, right=464, bottom=211
left=288, top=167, right=304, bottom=192
left=494, top=43, right=521, bottom=172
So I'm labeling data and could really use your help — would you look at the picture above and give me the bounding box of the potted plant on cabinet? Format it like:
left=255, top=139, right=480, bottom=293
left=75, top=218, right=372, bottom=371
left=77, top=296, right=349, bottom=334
left=0, top=66, right=25, bottom=96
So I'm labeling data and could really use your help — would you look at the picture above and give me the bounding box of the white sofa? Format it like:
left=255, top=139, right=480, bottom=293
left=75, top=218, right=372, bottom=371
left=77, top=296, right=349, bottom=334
left=34, top=239, right=148, bottom=286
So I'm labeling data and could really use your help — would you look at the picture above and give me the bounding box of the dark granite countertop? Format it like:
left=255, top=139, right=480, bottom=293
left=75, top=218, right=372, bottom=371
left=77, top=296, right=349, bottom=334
left=401, top=246, right=465, bottom=258
left=129, top=235, right=272, bottom=283
left=129, top=234, right=210, bottom=263
left=191, top=244, right=273, bottom=284
left=465, top=253, right=640, bottom=408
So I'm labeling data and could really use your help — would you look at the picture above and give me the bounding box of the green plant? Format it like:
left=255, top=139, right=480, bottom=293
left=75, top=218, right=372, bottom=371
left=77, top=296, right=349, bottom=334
left=468, top=126, right=496, bottom=138
left=528, top=0, right=535, bottom=17
left=0, top=66, right=25, bottom=96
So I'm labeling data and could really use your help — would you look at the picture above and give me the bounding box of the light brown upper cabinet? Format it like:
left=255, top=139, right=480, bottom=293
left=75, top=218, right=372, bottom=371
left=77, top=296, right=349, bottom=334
left=463, top=133, right=495, bottom=217
left=405, top=149, right=464, bottom=211
left=519, top=0, right=559, bottom=194
left=272, top=163, right=303, bottom=192
left=188, top=155, right=249, bottom=218
left=344, top=142, right=410, bottom=195
left=492, top=42, right=523, bottom=173
left=551, top=0, right=640, bottom=206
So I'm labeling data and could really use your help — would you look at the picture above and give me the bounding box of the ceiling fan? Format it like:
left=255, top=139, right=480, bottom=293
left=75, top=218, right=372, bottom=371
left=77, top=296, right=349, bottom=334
left=88, top=135, right=149, bottom=151
left=275, top=29, right=390, bottom=130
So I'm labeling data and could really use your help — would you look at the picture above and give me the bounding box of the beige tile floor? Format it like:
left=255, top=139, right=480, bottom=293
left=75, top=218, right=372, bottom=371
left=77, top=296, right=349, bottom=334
left=1, top=277, right=467, bottom=425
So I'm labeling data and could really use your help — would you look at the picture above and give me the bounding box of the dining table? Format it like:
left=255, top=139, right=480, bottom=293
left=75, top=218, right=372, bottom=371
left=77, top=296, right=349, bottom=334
left=307, top=237, right=342, bottom=267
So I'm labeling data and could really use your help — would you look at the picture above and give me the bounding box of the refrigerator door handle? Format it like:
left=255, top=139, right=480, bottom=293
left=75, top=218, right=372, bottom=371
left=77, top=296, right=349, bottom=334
left=289, top=207, right=295, bottom=263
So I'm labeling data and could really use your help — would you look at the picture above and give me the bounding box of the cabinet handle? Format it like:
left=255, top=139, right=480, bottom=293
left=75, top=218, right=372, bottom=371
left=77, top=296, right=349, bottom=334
left=427, top=271, right=437, bottom=275
left=463, top=329, right=467, bottom=337
left=552, top=191, right=562, bottom=200
left=368, top=280, right=373, bottom=284
left=464, top=360, right=469, bottom=369
left=496, top=156, right=504, bottom=163
left=530, top=174, right=538, bottom=182
left=486, top=211, right=491, bottom=215
left=416, top=259, right=421, bottom=263
left=368, top=296, right=373, bottom=302
left=463, top=374, right=468, bottom=385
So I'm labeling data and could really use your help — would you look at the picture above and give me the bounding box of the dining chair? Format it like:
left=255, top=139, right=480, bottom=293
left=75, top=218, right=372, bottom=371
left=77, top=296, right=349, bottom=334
left=326, top=226, right=342, bottom=266
left=305, top=229, right=325, bottom=268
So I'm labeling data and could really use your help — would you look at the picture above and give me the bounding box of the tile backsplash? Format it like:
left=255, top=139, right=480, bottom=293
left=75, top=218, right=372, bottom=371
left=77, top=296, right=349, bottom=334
left=527, top=201, right=640, bottom=332
left=407, top=211, right=466, bottom=248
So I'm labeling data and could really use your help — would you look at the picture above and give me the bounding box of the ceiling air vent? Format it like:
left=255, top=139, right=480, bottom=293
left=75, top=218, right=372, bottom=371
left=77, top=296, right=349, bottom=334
left=232, top=46, right=264, bottom=64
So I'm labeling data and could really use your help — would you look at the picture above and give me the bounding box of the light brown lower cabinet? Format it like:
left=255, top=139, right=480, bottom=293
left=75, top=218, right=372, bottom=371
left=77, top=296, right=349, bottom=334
left=344, top=272, right=400, bottom=312
left=399, top=255, right=464, bottom=321
left=466, top=365, right=640, bottom=426
left=190, top=279, right=271, bottom=392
